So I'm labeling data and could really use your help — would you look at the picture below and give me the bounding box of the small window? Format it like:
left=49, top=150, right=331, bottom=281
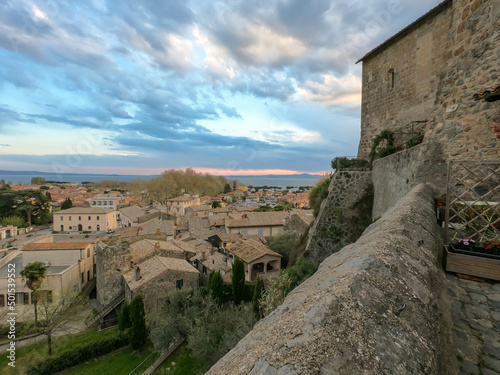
left=97, top=216, right=100, bottom=220
left=176, top=279, right=184, bottom=289
left=69, top=216, right=72, bottom=221
left=88, top=216, right=91, bottom=220
left=81, top=272, right=85, bottom=283
left=388, top=69, right=395, bottom=90
left=69, top=226, right=72, bottom=230
left=78, top=216, right=81, bottom=221
left=60, top=216, right=63, bottom=221
left=88, top=226, right=91, bottom=230
left=87, top=248, right=90, bottom=257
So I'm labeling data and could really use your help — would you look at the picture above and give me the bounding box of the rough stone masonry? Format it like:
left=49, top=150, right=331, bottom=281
left=207, top=184, right=458, bottom=375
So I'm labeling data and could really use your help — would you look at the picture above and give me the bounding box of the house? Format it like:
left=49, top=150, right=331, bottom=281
left=245, top=194, right=260, bottom=206
left=0, top=239, right=95, bottom=317
left=200, top=196, right=212, bottom=204
left=89, top=192, right=126, bottom=210
left=356, top=0, right=500, bottom=163
left=225, top=238, right=281, bottom=282
left=190, top=250, right=229, bottom=285
left=118, top=205, right=159, bottom=227
left=53, top=207, right=117, bottom=232
left=185, top=205, right=211, bottom=218
left=166, top=195, right=201, bottom=215
left=225, top=211, right=288, bottom=237
left=0, top=225, right=17, bottom=240
left=208, top=233, right=242, bottom=250
left=122, top=256, right=199, bottom=312
left=284, top=210, right=315, bottom=236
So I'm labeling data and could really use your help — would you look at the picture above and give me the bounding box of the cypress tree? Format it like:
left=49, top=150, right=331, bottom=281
left=208, top=271, right=224, bottom=304
left=129, top=295, right=147, bottom=350
left=118, top=301, right=131, bottom=331
left=252, top=277, right=265, bottom=320
left=232, top=258, right=245, bottom=305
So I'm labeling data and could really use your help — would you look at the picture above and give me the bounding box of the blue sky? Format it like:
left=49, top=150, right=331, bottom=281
left=0, top=0, right=442, bottom=176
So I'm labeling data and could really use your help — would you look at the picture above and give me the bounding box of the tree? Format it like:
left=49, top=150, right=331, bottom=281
left=0, top=215, right=27, bottom=228
left=266, top=231, right=299, bottom=268
left=252, top=277, right=265, bottom=320
left=129, top=295, right=147, bottom=350
left=20, top=262, right=47, bottom=327
left=208, top=271, right=224, bottom=304
left=118, top=301, right=132, bottom=331
left=45, top=191, right=52, bottom=200
left=232, top=181, right=237, bottom=191
left=211, top=201, right=221, bottom=209
left=37, top=289, right=88, bottom=355
left=61, top=198, right=73, bottom=210
left=232, top=258, right=245, bottom=305
left=31, top=176, right=46, bottom=185
left=223, top=183, right=231, bottom=193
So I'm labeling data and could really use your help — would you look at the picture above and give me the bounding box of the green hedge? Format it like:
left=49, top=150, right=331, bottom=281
left=27, top=334, right=129, bottom=375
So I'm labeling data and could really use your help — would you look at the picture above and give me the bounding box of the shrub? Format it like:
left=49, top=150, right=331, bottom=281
left=331, top=157, right=370, bottom=170
left=208, top=271, right=225, bottom=304
left=309, top=176, right=331, bottom=217
left=27, top=334, right=128, bottom=375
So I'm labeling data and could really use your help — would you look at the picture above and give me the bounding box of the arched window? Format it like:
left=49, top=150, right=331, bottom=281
left=388, top=69, right=395, bottom=90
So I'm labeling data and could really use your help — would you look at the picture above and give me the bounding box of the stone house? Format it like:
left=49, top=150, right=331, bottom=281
left=185, top=205, right=211, bottom=218
left=225, top=211, right=288, bottom=237
left=166, top=195, right=201, bottom=215
left=225, top=238, right=281, bottom=282
left=356, top=0, right=500, bottom=164
left=118, top=205, right=159, bottom=227
left=53, top=207, right=117, bottom=232
left=122, top=256, right=199, bottom=312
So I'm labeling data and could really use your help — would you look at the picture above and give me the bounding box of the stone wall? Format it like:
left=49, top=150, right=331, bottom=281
left=371, top=142, right=447, bottom=219
left=358, top=0, right=500, bottom=161
left=96, top=238, right=131, bottom=307
left=305, top=170, right=372, bottom=265
left=207, top=184, right=458, bottom=375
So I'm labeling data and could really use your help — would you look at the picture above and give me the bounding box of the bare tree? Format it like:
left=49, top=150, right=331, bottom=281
left=36, top=288, right=88, bottom=355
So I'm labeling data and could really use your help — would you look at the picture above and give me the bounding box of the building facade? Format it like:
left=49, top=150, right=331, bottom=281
left=53, top=207, right=117, bottom=232
left=357, top=0, right=500, bottom=161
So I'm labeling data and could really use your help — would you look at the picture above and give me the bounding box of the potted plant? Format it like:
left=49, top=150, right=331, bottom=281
left=449, top=238, right=500, bottom=260
left=445, top=238, right=500, bottom=281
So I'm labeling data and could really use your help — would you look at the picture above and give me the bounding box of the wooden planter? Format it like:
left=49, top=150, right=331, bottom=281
left=444, top=245, right=500, bottom=281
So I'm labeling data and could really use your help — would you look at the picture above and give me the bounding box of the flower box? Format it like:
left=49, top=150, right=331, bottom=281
left=444, top=245, right=500, bottom=281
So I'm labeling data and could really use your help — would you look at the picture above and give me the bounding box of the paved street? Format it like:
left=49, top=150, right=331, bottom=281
left=447, top=273, right=500, bottom=375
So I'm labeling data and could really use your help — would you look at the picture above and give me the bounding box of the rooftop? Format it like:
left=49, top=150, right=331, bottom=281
left=122, top=256, right=198, bottom=291
left=356, top=0, right=452, bottom=63
left=227, top=238, right=281, bottom=263
left=226, top=211, right=288, bottom=228
left=23, top=242, right=93, bottom=251
left=57, top=207, right=115, bottom=214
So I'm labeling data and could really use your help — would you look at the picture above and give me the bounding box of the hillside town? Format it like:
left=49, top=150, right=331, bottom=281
left=0, top=180, right=314, bottom=324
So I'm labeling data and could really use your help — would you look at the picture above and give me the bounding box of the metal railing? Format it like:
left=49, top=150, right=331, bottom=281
left=445, top=160, right=500, bottom=244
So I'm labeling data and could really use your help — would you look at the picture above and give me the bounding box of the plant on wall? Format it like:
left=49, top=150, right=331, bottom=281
left=370, top=130, right=395, bottom=160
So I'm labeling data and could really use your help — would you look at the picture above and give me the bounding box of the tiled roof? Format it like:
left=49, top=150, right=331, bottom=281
left=139, top=218, right=175, bottom=236
left=356, top=0, right=452, bottom=63
left=57, top=207, right=115, bottom=214
left=168, top=196, right=197, bottom=202
left=227, top=239, right=281, bottom=264
left=201, top=252, right=227, bottom=272
left=226, top=211, right=288, bottom=228
left=212, top=233, right=242, bottom=243
left=123, top=256, right=199, bottom=291
left=473, top=84, right=500, bottom=102
left=23, top=242, right=92, bottom=251
left=119, top=205, right=153, bottom=222
left=129, top=239, right=155, bottom=262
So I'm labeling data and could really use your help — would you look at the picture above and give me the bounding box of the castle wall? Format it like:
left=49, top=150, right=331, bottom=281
left=96, top=239, right=131, bottom=307
left=358, top=0, right=500, bottom=161
left=371, top=142, right=447, bottom=219
left=305, top=170, right=372, bottom=265
left=207, top=184, right=458, bottom=375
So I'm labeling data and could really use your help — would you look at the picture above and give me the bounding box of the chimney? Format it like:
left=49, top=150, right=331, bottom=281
left=135, top=267, right=141, bottom=281
left=201, top=251, right=206, bottom=262
left=154, top=242, right=160, bottom=252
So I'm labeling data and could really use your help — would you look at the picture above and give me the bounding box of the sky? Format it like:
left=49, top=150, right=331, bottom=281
left=0, top=0, right=442, bottom=176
